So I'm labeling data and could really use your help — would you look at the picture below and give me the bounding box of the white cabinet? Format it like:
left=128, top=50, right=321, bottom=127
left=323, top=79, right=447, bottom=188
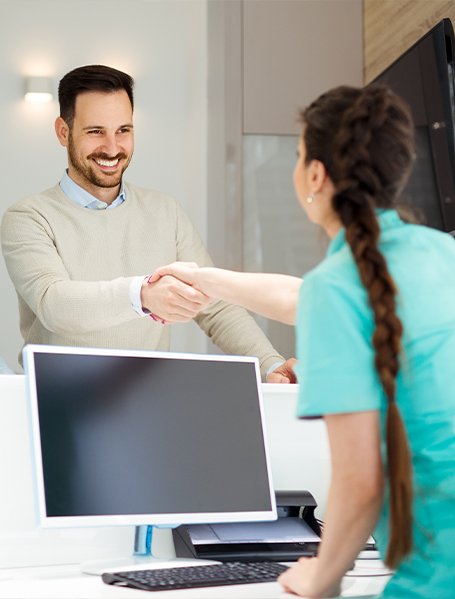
left=207, top=1, right=363, bottom=356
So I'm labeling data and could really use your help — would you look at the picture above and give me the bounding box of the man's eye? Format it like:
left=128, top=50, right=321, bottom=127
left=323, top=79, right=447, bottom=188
left=88, top=129, right=102, bottom=135
left=118, top=128, right=131, bottom=134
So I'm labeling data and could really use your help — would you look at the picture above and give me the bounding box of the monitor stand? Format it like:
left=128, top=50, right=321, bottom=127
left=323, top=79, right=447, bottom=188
left=81, top=525, right=213, bottom=576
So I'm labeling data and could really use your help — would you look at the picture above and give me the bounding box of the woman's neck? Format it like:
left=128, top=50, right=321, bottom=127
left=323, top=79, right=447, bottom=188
left=323, top=217, right=343, bottom=239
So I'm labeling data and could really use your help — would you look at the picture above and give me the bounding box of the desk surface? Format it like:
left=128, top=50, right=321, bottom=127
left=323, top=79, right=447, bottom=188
left=0, top=378, right=385, bottom=597
left=0, top=561, right=389, bottom=598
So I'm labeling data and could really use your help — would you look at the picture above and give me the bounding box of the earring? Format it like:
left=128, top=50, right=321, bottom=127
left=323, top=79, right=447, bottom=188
left=306, top=194, right=315, bottom=204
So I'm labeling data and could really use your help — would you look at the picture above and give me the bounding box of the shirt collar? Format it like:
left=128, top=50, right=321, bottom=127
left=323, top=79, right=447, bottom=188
left=327, top=209, right=403, bottom=257
left=59, top=170, right=126, bottom=210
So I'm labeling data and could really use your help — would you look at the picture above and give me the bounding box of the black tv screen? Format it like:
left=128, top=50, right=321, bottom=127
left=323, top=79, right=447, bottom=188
left=372, top=18, right=455, bottom=235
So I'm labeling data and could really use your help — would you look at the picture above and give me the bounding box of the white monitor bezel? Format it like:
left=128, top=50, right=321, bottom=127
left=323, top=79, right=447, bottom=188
left=23, top=344, right=277, bottom=529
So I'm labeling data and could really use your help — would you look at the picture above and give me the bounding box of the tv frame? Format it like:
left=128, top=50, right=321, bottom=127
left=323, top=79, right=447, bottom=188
left=372, top=18, right=455, bottom=235
left=23, top=344, right=277, bottom=530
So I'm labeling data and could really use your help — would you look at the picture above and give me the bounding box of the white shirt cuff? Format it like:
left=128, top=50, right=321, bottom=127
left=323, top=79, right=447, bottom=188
left=266, top=360, right=285, bottom=378
left=130, top=276, right=150, bottom=317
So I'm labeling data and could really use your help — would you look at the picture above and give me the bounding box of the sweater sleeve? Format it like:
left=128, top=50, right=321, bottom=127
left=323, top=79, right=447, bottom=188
left=195, top=299, right=286, bottom=378
left=173, top=202, right=286, bottom=378
left=1, top=203, right=139, bottom=335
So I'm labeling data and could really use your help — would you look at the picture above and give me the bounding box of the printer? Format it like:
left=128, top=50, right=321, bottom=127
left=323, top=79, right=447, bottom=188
left=173, top=490, right=321, bottom=562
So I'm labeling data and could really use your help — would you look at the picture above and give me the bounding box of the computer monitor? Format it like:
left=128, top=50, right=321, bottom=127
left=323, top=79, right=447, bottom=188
left=372, top=18, right=455, bottom=235
left=23, top=345, right=276, bottom=569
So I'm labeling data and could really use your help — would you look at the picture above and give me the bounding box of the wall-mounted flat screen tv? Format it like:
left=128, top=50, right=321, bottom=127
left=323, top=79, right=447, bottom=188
left=372, top=18, right=455, bottom=235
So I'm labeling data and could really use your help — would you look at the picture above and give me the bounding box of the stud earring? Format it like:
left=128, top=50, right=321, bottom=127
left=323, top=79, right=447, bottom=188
left=306, top=194, right=315, bottom=204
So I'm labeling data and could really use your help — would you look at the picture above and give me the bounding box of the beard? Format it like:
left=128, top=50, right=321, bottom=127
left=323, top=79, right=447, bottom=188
left=67, top=132, right=132, bottom=189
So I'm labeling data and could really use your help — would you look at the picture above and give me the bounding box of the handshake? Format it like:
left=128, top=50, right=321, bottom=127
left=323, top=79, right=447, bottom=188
left=140, top=262, right=217, bottom=325
left=140, top=261, right=299, bottom=384
left=141, top=261, right=300, bottom=329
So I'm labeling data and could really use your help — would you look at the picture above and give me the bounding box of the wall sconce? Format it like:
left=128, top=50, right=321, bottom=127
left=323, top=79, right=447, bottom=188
left=24, top=76, right=54, bottom=103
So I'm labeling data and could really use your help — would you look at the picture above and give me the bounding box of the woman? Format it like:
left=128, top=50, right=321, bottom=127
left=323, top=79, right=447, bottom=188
left=151, top=85, right=455, bottom=597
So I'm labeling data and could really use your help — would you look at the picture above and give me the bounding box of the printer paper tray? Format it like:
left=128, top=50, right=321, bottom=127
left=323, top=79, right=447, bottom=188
left=187, top=541, right=320, bottom=562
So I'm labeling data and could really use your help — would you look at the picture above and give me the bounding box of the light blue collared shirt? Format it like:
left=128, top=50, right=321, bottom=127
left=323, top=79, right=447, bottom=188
left=59, top=171, right=147, bottom=315
left=60, top=170, right=126, bottom=210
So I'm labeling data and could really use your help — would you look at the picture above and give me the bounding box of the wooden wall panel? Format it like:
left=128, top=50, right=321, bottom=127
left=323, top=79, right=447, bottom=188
left=364, top=0, right=455, bottom=83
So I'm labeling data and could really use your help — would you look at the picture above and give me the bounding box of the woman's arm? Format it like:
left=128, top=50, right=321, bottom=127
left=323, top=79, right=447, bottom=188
left=279, top=410, right=384, bottom=597
left=150, top=263, right=302, bottom=325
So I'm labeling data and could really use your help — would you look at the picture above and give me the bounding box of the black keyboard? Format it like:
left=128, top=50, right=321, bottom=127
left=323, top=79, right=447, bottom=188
left=102, top=561, right=288, bottom=591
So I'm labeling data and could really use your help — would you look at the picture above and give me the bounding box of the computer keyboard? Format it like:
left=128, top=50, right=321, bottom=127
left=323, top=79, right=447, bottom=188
left=102, top=561, right=289, bottom=591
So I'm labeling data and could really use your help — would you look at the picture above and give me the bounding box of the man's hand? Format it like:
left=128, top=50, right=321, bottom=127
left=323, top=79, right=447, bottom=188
left=278, top=557, right=342, bottom=598
left=141, top=274, right=210, bottom=323
left=266, top=357, right=297, bottom=384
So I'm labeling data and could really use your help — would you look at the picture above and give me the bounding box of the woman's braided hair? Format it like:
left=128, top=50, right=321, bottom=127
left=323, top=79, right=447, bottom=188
left=300, top=85, right=415, bottom=569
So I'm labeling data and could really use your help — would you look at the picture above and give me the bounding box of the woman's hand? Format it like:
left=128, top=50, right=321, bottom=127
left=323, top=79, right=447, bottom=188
left=148, top=262, right=200, bottom=287
left=148, top=263, right=301, bottom=325
left=278, top=557, right=342, bottom=598
left=141, top=271, right=210, bottom=323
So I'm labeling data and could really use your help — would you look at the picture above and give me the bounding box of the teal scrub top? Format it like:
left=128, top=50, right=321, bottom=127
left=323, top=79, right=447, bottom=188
left=296, top=210, right=455, bottom=598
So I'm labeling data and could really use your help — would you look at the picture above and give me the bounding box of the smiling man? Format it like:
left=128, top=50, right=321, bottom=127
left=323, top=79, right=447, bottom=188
left=56, top=86, right=134, bottom=200
left=1, top=64, right=295, bottom=381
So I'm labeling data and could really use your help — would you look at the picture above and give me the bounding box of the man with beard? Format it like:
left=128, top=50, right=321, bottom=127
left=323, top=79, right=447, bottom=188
left=1, top=65, right=295, bottom=381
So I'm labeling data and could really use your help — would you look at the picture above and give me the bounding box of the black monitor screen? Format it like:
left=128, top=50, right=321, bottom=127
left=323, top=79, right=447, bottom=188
left=373, top=18, right=455, bottom=234
left=24, top=346, right=276, bottom=527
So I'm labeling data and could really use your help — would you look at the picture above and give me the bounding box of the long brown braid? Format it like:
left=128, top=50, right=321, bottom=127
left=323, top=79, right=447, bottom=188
left=301, top=85, right=415, bottom=569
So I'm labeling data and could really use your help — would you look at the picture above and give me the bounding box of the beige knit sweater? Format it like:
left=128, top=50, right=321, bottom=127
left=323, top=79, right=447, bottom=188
left=1, top=183, right=284, bottom=375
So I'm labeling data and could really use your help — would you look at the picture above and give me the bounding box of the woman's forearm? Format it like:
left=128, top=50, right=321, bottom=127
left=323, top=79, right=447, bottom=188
left=279, top=411, right=384, bottom=597
left=314, top=412, right=384, bottom=592
left=193, top=268, right=301, bottom=325
left=314, top=467, right=383, bottom=593
left=151, top=262, right=301, bottom=325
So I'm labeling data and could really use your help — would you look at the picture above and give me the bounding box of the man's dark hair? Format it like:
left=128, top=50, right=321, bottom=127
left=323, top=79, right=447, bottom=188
left=58, top=64, right=134, bottom=126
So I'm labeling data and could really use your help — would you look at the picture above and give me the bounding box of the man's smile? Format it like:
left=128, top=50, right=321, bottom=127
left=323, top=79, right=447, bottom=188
left=95, top=158, right=119, bottom=168
left=89, top=153, right=128, bottom=172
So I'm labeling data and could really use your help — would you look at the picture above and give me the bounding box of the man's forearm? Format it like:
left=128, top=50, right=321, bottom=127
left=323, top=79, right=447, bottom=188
left=195, top=298, right=285, bottom=379
left=36, top=278, right=139, bottom=334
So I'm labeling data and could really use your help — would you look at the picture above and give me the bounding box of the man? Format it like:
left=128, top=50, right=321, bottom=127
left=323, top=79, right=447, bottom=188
left=1, top=65, right=295, bottom=381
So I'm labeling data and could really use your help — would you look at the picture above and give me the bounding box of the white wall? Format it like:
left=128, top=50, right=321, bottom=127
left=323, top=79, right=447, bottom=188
left=0, top=0, right=208, bottom=371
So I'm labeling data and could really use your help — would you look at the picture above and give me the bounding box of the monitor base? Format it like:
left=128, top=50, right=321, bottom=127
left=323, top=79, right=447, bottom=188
left=81, top=526, right=219, bottom=575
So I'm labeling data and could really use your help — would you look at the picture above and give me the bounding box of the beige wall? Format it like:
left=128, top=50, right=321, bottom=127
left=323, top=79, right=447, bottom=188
left=364, top=0, right=455, bottom=83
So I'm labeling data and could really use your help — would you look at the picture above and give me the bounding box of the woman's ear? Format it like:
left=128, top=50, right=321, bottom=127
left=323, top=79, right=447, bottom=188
left=308, top=159, right=328, bottom=195
left=55, top=117, right=69, bottom=147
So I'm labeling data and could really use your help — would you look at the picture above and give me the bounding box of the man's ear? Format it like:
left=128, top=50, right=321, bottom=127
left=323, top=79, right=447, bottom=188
left=55, top=117, right=70, bottom=147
